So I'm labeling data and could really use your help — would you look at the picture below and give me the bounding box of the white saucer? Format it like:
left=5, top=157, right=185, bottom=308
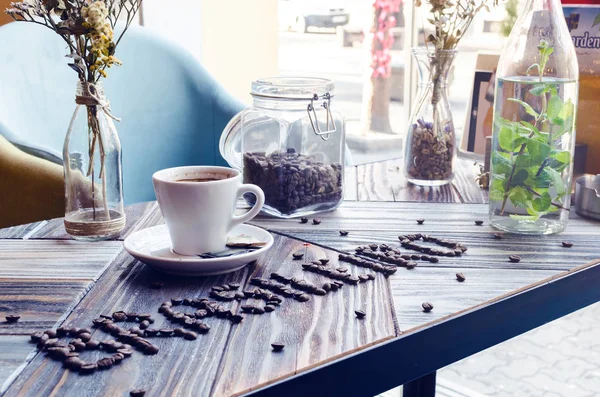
left=123, top=224, right=273, bottom=276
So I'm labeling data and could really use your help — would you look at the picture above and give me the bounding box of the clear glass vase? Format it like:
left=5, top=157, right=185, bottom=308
left=489, top=0, right=578, bottom=235
left=404, top=48, right=457, bottom=186
left=63, top=82, right=125, bottom=240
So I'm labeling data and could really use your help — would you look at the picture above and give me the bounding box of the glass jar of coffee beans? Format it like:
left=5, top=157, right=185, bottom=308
left=220, top=77, right=346, bottom=218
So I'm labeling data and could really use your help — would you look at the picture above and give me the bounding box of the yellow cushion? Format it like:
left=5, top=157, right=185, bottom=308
left=0, top=135, right=64, bottom=228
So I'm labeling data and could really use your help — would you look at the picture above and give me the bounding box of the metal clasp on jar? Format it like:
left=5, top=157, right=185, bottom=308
left=307, top=92, right=336, bottom=141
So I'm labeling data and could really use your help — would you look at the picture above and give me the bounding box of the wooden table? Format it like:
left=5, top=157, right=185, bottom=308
left=1, top=157, right=599, bottom=397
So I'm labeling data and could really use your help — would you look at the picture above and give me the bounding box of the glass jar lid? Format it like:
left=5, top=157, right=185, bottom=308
left=251, top=77, right=335, bottom=100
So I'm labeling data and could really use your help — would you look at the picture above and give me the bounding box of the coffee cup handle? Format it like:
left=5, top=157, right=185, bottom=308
left=231, top=184, right=265, bottom=227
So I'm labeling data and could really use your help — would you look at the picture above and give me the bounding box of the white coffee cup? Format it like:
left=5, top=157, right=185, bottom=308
left=152, top=166, right=265, bottom=256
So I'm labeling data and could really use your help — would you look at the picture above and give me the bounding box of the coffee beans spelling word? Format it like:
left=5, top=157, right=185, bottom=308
left=562, top=241, right=573, bottom=248
left=508, top=255, right=521, bottom=263
left=271, top=342, right=285, bottom=352
left=422, top=302, right=434, bottom=312
left=243, top=151, right=342, bottom=215
left=5, top=314, right=20, bottom=323
left=456, top=273, right=466, bottom=282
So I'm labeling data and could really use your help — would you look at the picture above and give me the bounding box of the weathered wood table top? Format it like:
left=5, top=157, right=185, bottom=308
left=1, top=157, right=599, bottom=397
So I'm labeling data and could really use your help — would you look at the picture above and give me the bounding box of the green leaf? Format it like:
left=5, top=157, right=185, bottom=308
left=498, top=125, right=517, bottom=152
left=489, top=177, right=506, bottom=201
left=512, top=168, right=529, bottom=186
left=550, top=150, right=570, bottom=164
left=592, top=12, right=600, bottom=28
left=526, top=138, right=551, bottom=163
left=543, top=167, right=566, bottom=196
left=532, top=191, right=552, bottom=212
left=529, top=83, right=558, bottom=97
left=508, top=98, right=539, bottom=119
left=546, top=95, right=563, bottom=121
left=508, top=186, right=532, bottom=208
left=491, top=151, right=513, bottom=176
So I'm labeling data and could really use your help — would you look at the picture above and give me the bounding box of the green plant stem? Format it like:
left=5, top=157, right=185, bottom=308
left=524, top=186, right=569, bottom=211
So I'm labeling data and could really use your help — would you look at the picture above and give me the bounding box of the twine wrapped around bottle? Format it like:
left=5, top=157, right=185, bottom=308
left=75, top=82, right=121, bottom=122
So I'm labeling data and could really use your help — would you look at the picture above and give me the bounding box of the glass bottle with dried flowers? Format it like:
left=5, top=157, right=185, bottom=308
left=404, top=0, right=497, bottom=186
left=6, top=0, right=141, bottom=240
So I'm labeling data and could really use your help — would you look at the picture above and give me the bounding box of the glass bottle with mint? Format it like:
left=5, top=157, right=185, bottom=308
left=489, top=0, right=578, bottom=234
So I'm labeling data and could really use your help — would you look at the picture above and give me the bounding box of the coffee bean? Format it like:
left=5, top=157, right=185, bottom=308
left=144, top=328, right=158, bottom=337
left=422, top=302, right=434, bottom=312
left=241, top=305, right=254, bottom=313
left=118, top=347, right=135, bottom=357
left=228, top=282, right=241, bottom=290
left=508, top=255, right=521, bottom=263
left=30, top=331, right=45, bottom=342
left=158, top=329, right=173, bottom=337
left=171, top=298, right=183, bottom=306
left=125, top=312, right=138, bottom=321
left=144, top=345, right=159, bottom=355
left=183, top=331, right=198, bottom=340
left=97, top=357, right=114, bottom=370
left=56, top=326, right=69, bottom=336
left=44, top=329, right=57, bottom=338
left=80, top=363, right=97, bottom=374
left=296, top=294, right=310, bottom=302
left=313, top=288, right=327, bottom=296
left=78, top=332, right=91, bottom=342
left=5, top=314, right=20, bottom=323
left=474, top=220, right=484, bottom=226
left=263, top=304, right=276, bottom=313
left=271, top=342, right=285, bottom=352
left=292, top=252, right=304, bottom=260
left=429, top=257, right=439, bottom=263
left=358, top=274, right=370, bottom=282
left=48, top=347, right=71, bottom=360
left=319, top=258, right=330, bottom=265
left=230, top=314, right=244, bottom=324
left=150, top=281, right=164, bottom=289
left=339, top=230, right=349, bottom=236
left=300, top=217, right=309, bottom=223
left=130, top=389, right=146, bottom=397
left=416, top=218, right=425, bottom=225
left=562, top=241, right=573, bottom=248
left=136, top=320, right=149, bottom=330
left=253, top=307, right=266, bottom=315
left=173, top=328, right=185, bottom=337
left=336, top=267, right=348, bottom=273
left=112, top=353, right=125, bottom=364
left=456, top=273, right=466, bottom=282
left=406, top=262, right=417, bottom=270
left=355, top=310, right=366, bottom=319
left=71, top=340, right=86, bottom=352
left=84, top=340, right=100, bottom=350
left=64, top=357, right=85, bottom=370
left=112, top=311, right=127, bottom=322
left=196, top=322, right=210, bottom=334
left=312, top=218, right=321, bottom=225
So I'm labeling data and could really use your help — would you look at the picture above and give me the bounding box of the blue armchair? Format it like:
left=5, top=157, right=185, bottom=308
left=0, top=22, right=243, bottom=205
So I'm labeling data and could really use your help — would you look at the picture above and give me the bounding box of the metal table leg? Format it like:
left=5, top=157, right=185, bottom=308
left=402, top=371, right=436, bottom=397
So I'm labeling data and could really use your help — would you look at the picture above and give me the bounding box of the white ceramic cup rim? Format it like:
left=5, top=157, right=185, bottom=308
left=152, top=166, right=240, bottom=186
